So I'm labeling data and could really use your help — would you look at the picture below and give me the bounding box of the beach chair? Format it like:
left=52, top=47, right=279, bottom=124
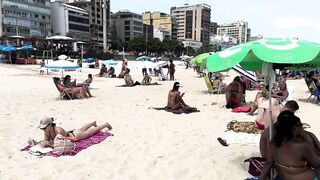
left=306, top=80, right=320, bottom=103
left=53, top=78, right=73, bottom=100
left=204, top=74, right=215, bottom=94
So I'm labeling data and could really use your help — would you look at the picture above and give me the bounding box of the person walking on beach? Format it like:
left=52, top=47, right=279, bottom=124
left=40, top=59, right=45, bottom=75
left=167, top=60, right=175, bottom=81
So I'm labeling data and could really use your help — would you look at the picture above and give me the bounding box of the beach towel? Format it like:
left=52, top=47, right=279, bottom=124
left=153, top=106, right=200, bottom=114
left=227, top=120, right=263, bottom=134
left=21, top=132, right=113, bottom=157
left=224, top=131, right=261, bottom=145
left=231, top=106, right=251, bottom=113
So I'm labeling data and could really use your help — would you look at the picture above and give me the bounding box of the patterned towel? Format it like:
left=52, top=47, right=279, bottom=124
left=226, top=121, right=262, bottom=134
left=21, top=132, right=113, bottom=157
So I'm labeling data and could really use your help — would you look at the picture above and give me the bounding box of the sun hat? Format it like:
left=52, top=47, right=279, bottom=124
left=38, top=117, right=54, bottom=129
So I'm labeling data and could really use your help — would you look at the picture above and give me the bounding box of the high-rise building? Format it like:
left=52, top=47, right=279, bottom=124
left=209, top=22, right=218, bottom=35
left=111, top=10, right=143, bottom=42
left=67, top=0, right=111, bottom=49
left=216, top=21, right=251, bottom=44
left=170, top=4, right=211, bottom=45
left=0, top=0, right=52, bottom=38
left=50, top=2, right=90, bottom=40
left=142, top=12, right=177, bottom=40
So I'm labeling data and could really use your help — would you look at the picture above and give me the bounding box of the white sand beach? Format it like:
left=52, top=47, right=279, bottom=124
left=0, top=61, right=319, bottom=179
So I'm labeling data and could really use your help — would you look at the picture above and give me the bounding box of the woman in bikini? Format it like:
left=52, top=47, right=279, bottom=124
left=272, top=80, right=289, bottom=102
left=260, top=111, right=320, bottom=180
left=54, top=77, right=92, bottom=99
left=38, top=117, right=112, bottom=148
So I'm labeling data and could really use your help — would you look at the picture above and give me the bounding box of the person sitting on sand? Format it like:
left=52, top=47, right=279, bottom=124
left=260, top=111, right=320, bottom=180
left=167, top=82, right=197, bottom=112
left=124, top=68, right=140, bottom=86
left=77, top=74, right=93, bottom=87
left=225, top=76, right=245, bottom=108
left=107, top=66, right=116, bottom=77
left=63, top=75, right=76, bottom=88
left=98, top=64, right=108, bottom=77
left=36, top=117, right=112, bottom=148
left=272, top=80, right=289, bottom=102
left=54, top=77, right=92, bottom=99
left=141, top=72, right=152, bottom=85
left=259, top=100, right=300, bottom=158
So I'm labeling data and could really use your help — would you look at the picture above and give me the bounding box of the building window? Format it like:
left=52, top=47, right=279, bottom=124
left=124, top=20, right=130, bottom=25
left=125, top=26, right=130, bottom=30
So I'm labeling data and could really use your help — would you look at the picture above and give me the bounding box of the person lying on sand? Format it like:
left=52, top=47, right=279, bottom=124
left=260, top=111, right=320, bottom=180
left=124, top=68, right=140, bottom=86
left=34, top=117, right=112, bottom=148
left=54, top=77, right=92, bottom=99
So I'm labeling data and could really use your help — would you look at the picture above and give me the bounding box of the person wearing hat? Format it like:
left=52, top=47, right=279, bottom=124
left=37, top=117, right=112, bottom=148
left=167, top=82, right=189, bottom=110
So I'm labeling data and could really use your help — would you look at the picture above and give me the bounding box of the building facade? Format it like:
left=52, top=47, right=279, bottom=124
left=50, top=2, right=90, bottom=40
left=142, top=12, right=177, bottom=40
left=216, top=21, right=251, bottom=44
left=68, top=0, right=111, bottom=49
left=153, top=28, right=171, bottom=41
left=209, top=22, right=218, bottom=35
left=0, top=0, right=52, bottom=37
left=170, top=4, right=211, bottom=45
left=111, top=10, right=143, bottom=42
left=209, top=34, right=237, bottom=50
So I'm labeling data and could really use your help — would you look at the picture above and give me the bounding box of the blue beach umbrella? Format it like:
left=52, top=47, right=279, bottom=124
left=101, top=59, right=118, bottom=66
left=45, top=60, right=80, bottom=77
left=2, top=46, right=16, bottom=52
left=136, top=56, right=151, bottom=61
left=83, top=58, right=95, bottom=63
left=18, top=44, right=34, bottom=50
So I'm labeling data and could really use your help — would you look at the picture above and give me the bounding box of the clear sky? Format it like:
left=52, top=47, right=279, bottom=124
left=111, top=0, right=320, bottom=42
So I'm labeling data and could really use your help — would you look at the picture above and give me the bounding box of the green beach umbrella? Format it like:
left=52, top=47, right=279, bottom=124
left=205, top=38, right=320, bottom=157
left=190, top=52, right=214, bottom=68
left=206, top=38, right=320, bottom=72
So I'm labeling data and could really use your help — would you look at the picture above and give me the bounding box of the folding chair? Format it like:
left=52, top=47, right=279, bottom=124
left=204, top=74, right=215, bottom=94
left=53, top=78, right=73, bottom=100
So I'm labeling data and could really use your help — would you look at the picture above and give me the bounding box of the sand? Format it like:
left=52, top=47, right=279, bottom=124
left=0, top=61, right=319, bottom=179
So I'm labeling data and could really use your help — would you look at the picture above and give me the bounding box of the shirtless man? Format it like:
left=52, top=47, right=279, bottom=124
left=259, top=101, right=320, bottom=159
left=141, top=72, right=152, bottom=85
left=167, top=60, right=175, bottom=81
left=124, top=68, right=140, bottom=86
left=37, top=117, right=112, bottom=148
left=167, top=82, right=189, bottom=110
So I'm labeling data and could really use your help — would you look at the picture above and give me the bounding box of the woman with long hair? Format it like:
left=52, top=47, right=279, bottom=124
left=260, top=111, right=320, bottom=180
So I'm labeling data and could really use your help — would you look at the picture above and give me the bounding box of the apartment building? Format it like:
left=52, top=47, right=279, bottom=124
left=170, top=4, right=211, bottom=45
left=51, top=2, right=90, bottom=40
left=0, top=0, right=52, bottom=37
left=142, top=12, right=177, bottom=40
left=68, top=0, right=111, bottom=48
left=111, top=10, right=143, bottom=42
left=216, top=21, right=251, bottom=44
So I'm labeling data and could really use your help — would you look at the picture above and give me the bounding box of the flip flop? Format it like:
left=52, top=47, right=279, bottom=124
left=217, top=137, right=229, bottom=147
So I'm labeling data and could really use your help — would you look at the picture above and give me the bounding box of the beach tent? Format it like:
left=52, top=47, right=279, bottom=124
left=205, top=38, right=320, bottom=152
left=45, top=60, right=80, bottom=77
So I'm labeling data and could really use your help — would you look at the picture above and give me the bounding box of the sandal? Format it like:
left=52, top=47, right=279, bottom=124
left=217, top=137, right=229, bottom=147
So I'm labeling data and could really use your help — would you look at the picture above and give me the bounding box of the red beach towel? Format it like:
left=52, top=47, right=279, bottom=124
left=231, top=106, right=251, bottom=113
left=21, top=132, right=113, bottom=157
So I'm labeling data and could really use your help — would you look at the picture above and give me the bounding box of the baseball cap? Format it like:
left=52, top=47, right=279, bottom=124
left=173, top=82, right=182, bottom=88
left=38, top=117, right=54, bottom=129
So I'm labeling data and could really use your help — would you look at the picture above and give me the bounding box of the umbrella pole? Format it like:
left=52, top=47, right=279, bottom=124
left=268, top=72, right=274, bottom=180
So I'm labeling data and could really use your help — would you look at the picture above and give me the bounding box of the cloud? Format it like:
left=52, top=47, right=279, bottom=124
left=270, top=17, right=320, bottom=31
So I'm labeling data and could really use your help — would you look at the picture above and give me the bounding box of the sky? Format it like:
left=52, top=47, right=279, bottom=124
left=110, top=0, right=320, bottom=42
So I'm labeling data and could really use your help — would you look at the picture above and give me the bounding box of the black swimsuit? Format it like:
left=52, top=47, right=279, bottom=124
left=67, top=130, right=75, bottom=137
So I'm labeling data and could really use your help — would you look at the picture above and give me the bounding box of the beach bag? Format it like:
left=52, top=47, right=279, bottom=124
left=244, top=157, right=266, bottom=176
left=53, top=134, right=75, bottom=155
